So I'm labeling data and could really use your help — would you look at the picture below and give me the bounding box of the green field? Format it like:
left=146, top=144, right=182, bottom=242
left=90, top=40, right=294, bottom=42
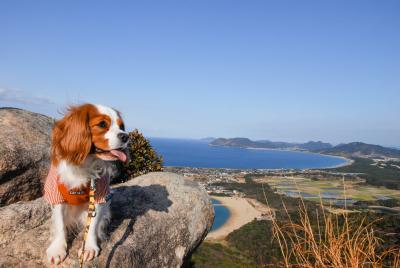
left=262, top=176, right=400, bottom=203
left=330, top=157, right=400, bottom=190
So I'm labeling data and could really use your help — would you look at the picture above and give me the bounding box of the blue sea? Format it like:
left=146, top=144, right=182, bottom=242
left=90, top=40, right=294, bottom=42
left=149, top=138, right=347, bottom=169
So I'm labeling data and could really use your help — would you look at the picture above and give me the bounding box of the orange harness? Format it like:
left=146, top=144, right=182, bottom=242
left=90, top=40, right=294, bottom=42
left=57, top=177, right=90, bottom=206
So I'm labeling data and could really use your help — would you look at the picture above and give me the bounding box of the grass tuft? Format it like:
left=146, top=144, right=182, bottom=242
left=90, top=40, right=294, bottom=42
left=262, top=182, right=400, bottom=268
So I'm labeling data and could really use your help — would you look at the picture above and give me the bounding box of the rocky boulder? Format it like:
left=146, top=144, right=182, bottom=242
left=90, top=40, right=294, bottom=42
left=0, top=107, right=54, bottom=206
left=0, top=172, right=214, bottom=267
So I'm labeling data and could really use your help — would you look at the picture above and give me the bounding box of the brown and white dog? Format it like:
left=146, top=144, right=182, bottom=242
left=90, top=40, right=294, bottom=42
left=43, top=103, right=129, bottom=265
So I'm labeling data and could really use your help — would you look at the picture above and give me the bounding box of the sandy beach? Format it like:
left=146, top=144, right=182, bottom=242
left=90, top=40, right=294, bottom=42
left=206, top=196, right=271, bottom=240
left=330, top=156, right=354, bottom=168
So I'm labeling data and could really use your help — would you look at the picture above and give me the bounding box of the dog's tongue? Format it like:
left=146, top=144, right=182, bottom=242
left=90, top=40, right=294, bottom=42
left=110, top=150, right=127, bottom=162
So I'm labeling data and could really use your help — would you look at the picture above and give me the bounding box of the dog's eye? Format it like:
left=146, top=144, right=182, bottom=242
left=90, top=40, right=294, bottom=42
left=99, top=121, right=107, bottom=128
left=120, top=123, right=125, bottom=131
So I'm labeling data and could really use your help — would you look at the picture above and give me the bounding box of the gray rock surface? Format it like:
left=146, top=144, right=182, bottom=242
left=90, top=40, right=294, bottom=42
left=0, top=172, right=214, bottom=268
left=0, top=107, right=54, bottom=206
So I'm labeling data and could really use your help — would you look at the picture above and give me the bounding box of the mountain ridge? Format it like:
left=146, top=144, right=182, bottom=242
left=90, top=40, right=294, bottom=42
left=210, top=137, right=333, bottom=151
left=317, top=142, right=400, bottom=158
left=210, top=138, right=400, bottom=158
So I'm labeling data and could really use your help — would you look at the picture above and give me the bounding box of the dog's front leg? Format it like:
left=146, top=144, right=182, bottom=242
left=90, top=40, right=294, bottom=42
left=47, top=204, right=67, bottom=265
left=79, top=203, right=108, bottom=261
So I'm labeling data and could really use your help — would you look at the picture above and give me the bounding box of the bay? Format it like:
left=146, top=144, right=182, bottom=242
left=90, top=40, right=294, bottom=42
left=149, top=138, right=348, bottom=169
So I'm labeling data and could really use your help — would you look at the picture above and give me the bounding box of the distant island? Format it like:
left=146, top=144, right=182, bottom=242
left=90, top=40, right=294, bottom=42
left=200, top=137, right=217, bottom=142
left=209, top=137, right=400, bottom=158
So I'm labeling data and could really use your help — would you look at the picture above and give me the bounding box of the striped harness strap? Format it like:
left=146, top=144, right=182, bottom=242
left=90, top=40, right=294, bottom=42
left=79, top=177, right=97, bottom=268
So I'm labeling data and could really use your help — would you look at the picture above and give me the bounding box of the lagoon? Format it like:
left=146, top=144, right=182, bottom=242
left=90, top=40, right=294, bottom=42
left=210, top=199, right=230, bottom=231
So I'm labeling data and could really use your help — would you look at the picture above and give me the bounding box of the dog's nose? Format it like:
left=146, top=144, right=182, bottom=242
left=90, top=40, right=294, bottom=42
left=118, top=133, right=129, bottom=143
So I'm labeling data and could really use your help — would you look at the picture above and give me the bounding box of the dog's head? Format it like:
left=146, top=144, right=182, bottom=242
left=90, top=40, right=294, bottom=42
left=51, top=103, right=129, bottom=165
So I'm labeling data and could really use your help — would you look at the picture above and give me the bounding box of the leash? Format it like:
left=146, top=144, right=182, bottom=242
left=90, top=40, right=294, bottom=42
left=79, top=176, right=97, bottom=268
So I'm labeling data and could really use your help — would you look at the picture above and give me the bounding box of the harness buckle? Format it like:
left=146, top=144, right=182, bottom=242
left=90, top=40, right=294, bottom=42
left=88, top=211, right=96, bottom=218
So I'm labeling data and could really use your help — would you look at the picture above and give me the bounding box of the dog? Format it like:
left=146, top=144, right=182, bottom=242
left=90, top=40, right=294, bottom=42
left=43, top=103, right=129, bottom=265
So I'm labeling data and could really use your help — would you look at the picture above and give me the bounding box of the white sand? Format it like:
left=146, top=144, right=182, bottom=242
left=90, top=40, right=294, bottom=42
left=206, top=196, right=269, bottom=240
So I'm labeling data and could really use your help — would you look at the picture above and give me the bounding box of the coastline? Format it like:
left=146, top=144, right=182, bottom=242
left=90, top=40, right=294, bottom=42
left=211, top=144, right=354, bottom=170
left=326, top=156, right=354, bottom=168
left=206, top=196, right=270, bottom=240
left=164, top=153, right=354, bottom=171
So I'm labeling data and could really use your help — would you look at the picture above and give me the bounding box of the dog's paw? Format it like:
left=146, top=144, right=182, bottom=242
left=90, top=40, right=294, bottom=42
left=78, top=244, right=100, bottom=262
left=46, top=241, right=67, bottom=265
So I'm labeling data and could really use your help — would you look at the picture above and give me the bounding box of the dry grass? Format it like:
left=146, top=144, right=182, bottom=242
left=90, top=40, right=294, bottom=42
left=262, top=182, right=400, bottom=268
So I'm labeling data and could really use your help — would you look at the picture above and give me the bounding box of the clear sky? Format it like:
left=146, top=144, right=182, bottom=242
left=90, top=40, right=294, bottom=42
left=0, top=1, right=399, bottom=146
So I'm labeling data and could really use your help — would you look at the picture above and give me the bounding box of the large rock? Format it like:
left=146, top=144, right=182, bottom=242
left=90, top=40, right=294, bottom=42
left=0, top=172, right=214, bottom=268
left=0, top=107, right=54, bottom=206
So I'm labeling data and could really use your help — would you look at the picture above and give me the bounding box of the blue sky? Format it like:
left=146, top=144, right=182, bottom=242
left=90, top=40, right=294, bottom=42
left=0, top=1, right=399, bottom=146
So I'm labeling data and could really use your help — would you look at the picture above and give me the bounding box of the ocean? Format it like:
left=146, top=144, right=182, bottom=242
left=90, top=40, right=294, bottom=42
left=149, top=138, right=347, bottom=169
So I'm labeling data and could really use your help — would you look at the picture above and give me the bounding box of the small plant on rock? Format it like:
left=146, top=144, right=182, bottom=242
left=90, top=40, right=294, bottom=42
left=114, top=129, right=163, bottom=183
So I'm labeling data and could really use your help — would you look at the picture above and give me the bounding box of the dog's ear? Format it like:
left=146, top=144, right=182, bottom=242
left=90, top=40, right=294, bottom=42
left=51, top=105, right=92, bottom=165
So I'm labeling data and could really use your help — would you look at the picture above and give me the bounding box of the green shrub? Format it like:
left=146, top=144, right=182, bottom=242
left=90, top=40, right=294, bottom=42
left=115, top=129, right=163, bottom=183
left=188, top=242, right=257, bottom=268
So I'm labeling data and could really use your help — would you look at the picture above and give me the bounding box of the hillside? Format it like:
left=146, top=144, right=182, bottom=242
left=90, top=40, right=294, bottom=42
left=210, top=138, right=332, bottom=151
left=317, top=142, right=400, bottom=158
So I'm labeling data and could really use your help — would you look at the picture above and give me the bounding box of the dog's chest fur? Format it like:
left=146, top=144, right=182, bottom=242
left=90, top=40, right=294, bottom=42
left=57, top=156, right=113, bottom=189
